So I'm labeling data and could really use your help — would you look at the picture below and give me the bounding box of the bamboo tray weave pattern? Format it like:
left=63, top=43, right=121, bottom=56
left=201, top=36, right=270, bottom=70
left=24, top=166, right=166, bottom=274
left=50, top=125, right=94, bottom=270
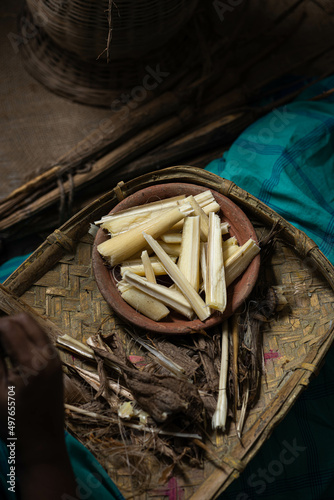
left=1, top=166, right=334, bottom=499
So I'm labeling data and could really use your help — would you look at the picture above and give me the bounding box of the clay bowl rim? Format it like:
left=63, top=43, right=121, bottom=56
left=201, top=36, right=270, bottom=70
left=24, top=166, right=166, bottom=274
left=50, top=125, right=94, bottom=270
left=92, top=182, right=260, bottom=335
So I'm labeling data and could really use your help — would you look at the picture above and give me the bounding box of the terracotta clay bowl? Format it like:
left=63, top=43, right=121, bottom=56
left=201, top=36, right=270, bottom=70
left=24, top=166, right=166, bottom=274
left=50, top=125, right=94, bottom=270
left=92, top=183, right=260, bottom=334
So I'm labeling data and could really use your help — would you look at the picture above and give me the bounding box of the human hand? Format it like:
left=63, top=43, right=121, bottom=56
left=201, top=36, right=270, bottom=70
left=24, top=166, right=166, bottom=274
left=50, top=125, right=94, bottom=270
left=0, top=313, right=78, bottom=499
left=0, top=313, right=65, bottom=464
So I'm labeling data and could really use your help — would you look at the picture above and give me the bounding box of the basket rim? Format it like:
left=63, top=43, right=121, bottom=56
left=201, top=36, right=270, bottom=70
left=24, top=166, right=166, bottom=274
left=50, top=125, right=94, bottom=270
left=8, top=165, right=333, bottom=296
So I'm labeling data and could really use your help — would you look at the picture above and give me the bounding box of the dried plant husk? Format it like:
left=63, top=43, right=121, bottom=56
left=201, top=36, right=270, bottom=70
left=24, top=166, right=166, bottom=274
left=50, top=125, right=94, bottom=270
left=146, top=336, right=200, bottom=379
left=198, top=390, right=218, bottom=418
left=87, top=433, right=156, bottom=494
left=64, top=380, right=205, bottom=493
left=63, top=372, right=93, bottom=405
left=193, top=332, right=221, bottom=392
left=123, top=368, right=203, bottom=424
left=88, top=340, right=204, bottom=425
left=237, top=285, right=286, bottom=410
left=61, top=325, right=217, bottom=490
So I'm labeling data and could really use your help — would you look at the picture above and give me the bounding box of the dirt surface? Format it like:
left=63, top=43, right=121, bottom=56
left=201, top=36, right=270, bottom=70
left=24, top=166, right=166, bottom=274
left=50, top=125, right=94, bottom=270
left=0, top=0, right=112, bottom=200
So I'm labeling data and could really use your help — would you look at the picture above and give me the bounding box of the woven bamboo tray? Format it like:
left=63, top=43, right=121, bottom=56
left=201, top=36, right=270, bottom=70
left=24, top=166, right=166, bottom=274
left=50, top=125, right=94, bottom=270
left=1, top=166, right=334, bottom=499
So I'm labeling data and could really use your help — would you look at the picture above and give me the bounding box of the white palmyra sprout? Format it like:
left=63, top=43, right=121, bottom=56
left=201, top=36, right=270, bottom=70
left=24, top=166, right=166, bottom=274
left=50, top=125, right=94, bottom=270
left=96, top=190, right=217, bottom=235
left=178, top=215, right=201, bottom=292
left=95, top=191, right=261, bottom=324
left=184, top=195, right=210, bottom=241
left=120, top=255, right=176, bottom=277
left=122, top=270, right=195, bottom=319
left=121, top=287, right=170, bottom=322
left=141, top=250, right=156, bottom=283
left=143, top=233, right=210, bottom=322
left=205, top=212, right=227, bottom=312
left=225, top=238, right=260, bottom=287
left=97, top=202, right=193, bottom=267
left=212, top=320, right=229, bottom=431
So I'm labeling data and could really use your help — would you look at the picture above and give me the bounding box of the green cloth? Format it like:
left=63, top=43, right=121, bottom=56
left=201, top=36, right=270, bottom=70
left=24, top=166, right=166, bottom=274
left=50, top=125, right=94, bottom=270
left=65, top=432, right=124, bottom=500
left=206, top=79, right=334, bottom=263
left=206, top=76, right=334, bottom=500
left=0, top=433, right=124, bottom=499
left=0, top=254, right=31, bottom=283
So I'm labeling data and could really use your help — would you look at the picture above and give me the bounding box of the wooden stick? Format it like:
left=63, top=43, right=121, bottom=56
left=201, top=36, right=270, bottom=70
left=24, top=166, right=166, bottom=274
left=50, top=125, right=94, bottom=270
left=0, top=91, right=185, bottom=214
left=0, top=108, right=193, bottom=234
left=1, top=52, right=333, bottom=239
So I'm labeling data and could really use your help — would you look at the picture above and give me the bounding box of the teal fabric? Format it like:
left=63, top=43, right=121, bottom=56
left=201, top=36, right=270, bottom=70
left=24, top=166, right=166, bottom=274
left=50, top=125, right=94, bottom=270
left=64, top=432, right=124, bottom=500
left=206, top=76, right=334, bottom=264
left=0, top=254, right=31, bottom=283
left=206, top=76, right=334, bottom=500
left=0, top=433, right=124, bottom=499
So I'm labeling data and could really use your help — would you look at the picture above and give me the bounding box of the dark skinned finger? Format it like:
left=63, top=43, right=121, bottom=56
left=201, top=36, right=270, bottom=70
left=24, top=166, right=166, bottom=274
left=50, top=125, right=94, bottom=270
left=0, top=334, right=8, bottom=381
left=10, top=313, right=51, bottom=348
left=0, top=317, right=43, bottom=370
left=12, top=314, right=59, bottom=369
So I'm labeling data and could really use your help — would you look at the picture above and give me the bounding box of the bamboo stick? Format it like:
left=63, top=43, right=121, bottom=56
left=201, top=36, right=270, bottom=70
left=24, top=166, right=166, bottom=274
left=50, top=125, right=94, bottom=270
left=1, top=69, right=326, bottom=239
left=114, top=111, right=249, bottom=178
left=0, top=108, right=193, bottom=234
left=0, top=92, right=184, bottom=213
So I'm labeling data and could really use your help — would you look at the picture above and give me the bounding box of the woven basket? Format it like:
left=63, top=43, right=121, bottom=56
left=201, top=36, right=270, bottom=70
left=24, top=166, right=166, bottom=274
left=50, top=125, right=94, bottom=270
left=26, top=0, right=199, bottom=61
left=2, top=166, right=334, bottom=499
left=19, top=6, right=197, bottom=107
